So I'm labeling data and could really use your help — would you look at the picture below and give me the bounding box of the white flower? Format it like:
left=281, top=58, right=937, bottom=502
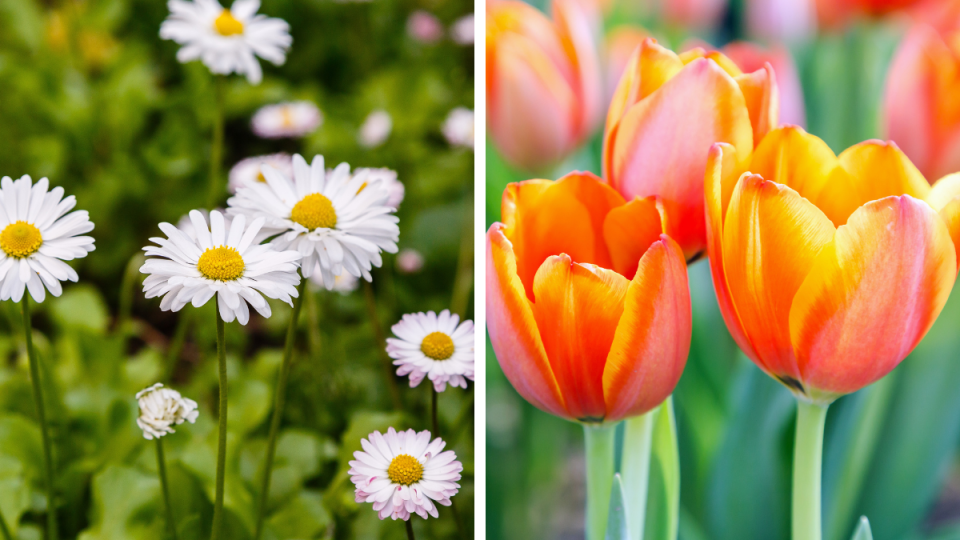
left=159, top=0, right=292, bottom=85
left=228, top=153, right=293, bottom=193
left=387, top=310, right=474, bottom=392
left=251, top=101, right=323, bottom=139
left=227, top=154, right=400, bottom=289
left=450, top=14, right=474, bottom=45
left=442, top=107, right=474, bottom=149
left=141, top=209, right=302, bottom=325
left=0, top=175, right=95, bottom=304
left=396, top=249, right=423, bottom=274
left=349, top=427, right=462, bottom=520
left=136, top=383, right=199, bottom=440
left=354, top=168, right=404, bottom=210
left=358, top=110, right=393, bottom=148
left=308, top=262, right=359, bottom=293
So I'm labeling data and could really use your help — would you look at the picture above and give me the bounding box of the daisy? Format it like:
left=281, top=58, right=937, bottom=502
left=226, top=154, right=400, bottom=289
left=0, top=175, right=95, bottom=303
left=358, top=109, right=393, bottom=148
left=308, top=262, right=359, bottom=293
left=251, top=101, right=323, bottom=139
left=349, top=427, right=462, bottom=520
left=228, top=153, right=293, bottom=193
left=450, top=14, right=474, bottom=45
left=159, top=0, right=292, bottom=85
left=140, top=209, right=302, bottom=325
left=442, top=107, right=474, bottom=149
left=407, top=11, right=443, bottom=43
left=396, top=249, right=424, bottom=274
left=387, top=310, right=474, bottom=392
left=136, top=383, right=199, bottom=440
left=354, top=168, right=404, bottom=210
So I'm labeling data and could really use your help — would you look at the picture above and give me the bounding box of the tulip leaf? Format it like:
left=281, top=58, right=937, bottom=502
left=606, top=473, right=629, bottom=540
left=643, top=397, right=680, bottom=540
left=851, top=517, right=873, bottom=540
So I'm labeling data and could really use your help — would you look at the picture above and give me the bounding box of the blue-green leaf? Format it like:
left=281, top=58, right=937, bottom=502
left=644, top=397, right=680, bottom=540
left=606, top=473, right=629, bottom=540
left=851, top=517, right=873, bottom=540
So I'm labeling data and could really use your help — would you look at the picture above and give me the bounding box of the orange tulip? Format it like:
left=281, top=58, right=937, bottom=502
left=603, top=38, right=779, bottom=259
left=486, top=171, right=691, bottom=423
left=486, top=0, right=602, bottom=171
left=706, top=125, right=960, bottom=403
left=722, top=42, right=806, bottom=128
left=604, top=26, right=649, bottom=106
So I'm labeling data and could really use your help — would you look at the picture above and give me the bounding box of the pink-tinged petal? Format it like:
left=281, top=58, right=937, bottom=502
left=734, top=63, right=780, bottom=144
left=724, top=42, right=805, bottom=127
left=552, top=0, right=603, bottom=138
left=929, top=172, right=960, bottom=268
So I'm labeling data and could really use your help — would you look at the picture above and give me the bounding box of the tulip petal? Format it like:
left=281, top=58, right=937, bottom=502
left=734, top=63, right=779, bottom=146
left=487, top=224, right=569, bottom=418
left=790, top=196, right=957, bottom=397
left=929, top=173, right=960, bottom=267
left=610, top=58, right=754, bottom=257
left=603, top=235, right=691, bottom=421
left=678, top=48, right=743, bottom=77
left=722, top=174, right=836, bottom=383
left=602, top=196, right=663, bottom=279
left=531, top=254, right=629, bottom=422
left=552, top=0, right=603, bottom=137
left=749, top=125, right=837, bottom=205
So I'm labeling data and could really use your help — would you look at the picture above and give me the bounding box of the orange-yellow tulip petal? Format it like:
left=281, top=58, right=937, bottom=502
left=790, top=196, right=957, bottom=397
left=487, top=224, right=569, bottom=418
left=531, top=254, right=630, bottom=422
left=734, top=63, right=779, bottom=146
left=749, top=125, right=837, bottom=204
left=678, top=48, right=743, bottom=77
left=602, top=196, right=663, bottom=279
left=603, top=235, right=691, bottom=421
left=552, top=0, right=603, bottom=136
left=929, top=173, right=960, bottom=266
left=722, top=174, right=836, bottom=382
left=609, top=58, right=754, bottom=257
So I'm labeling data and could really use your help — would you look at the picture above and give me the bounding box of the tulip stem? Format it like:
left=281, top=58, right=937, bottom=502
left=211, top=312, right=227, bottom=540
left=156, top=438, right=178, bottom=540
left=254, top=279, right=307, bottom=540
left=793, top=400, right=829, bottom=540
left=22, top=296, right=57, bottom=540
left=622, top=411, right=656, bottom=540
left=584, top=423, right=617, bottom=540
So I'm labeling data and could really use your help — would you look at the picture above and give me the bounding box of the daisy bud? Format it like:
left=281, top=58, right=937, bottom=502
left=135, top=383, right=199, bottom=440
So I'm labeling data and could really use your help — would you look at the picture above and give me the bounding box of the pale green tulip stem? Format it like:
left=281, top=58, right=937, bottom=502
left=622, top=411, right=656, bottom=540
left=584, top=423, right=617, bottom=540
left=793, top=400, right=829, bottom=540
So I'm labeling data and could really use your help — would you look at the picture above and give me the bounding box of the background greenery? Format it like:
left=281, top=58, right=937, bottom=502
left=0, top=0, right=474, bottom=538
left=485, top=0, right=960, bottom=539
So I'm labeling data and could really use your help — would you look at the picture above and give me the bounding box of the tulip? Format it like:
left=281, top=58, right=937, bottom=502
left=722, top=41, right=806, bottom=128
left=603, top=38, right=779, bottom=259
left=486, top=0, right=602, bottom=171
left=604, top=26, right=648, bottom=106
left=704, top=125, right=960, bottom=540
left=815, top=0, right=925, bottom=28
left=487, top=171, right=690, bottom=539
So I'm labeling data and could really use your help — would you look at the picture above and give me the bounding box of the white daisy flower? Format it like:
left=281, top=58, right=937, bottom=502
left=140, top=209, right=302, bottom=325
left=450, top=14, right=474, bottom=45
left=358, top=109, right=393, bottom=148
left=442, top=107, right=474, bottom=150
left=396, top=249, right=424, bottom=274
left=0, top=175, right=95, bottom=304
left=136, top=383, right=199, bottom=440
left=407, top=10, right=443, bottom=43
left=354, top=168, right=404, bottom=210
left=387, top=310, right=474, bottom=392
left=159, top=0, right=292, bottom=85
left=226, top=154, right=400, bottom=289
left=349, top=427, right=462, bottom=521
left=228, top=153, right=293, bottom=193
left=251, top=101, right=323, bottom=139
left=308, top=262, right=359, bottom=293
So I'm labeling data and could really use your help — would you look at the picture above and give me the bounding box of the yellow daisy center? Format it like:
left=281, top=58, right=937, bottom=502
left=290, top=193, right=337, bottom=230
left=421, top=331, right=454, bottom=360
left=387, top=454, right=423, bottom=486
left=214, top=9, right=244, bottom=36
left=256, top=169, right=267, bottom=182
left=0, top=221, right=42, bottom=258
left=197, top=246, right=245, bottom=281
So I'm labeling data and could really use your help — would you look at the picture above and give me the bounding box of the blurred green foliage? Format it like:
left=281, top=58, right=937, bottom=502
left=0, top=0, right=474, bottom=538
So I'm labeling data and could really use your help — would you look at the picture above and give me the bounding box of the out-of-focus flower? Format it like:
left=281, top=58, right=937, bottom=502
left=487, top=172, right=691, bottom=423
left=884, top=23, right=960, bottom=181
left=407, top=10, right=444, bottom=43
left=388, top=310, right=475, bottom=392
left=722, top=41, right=806, bottom=128
left=349, top=428, right=462, bottom=520
left=450, top=14, right=475, bottom=45
left=0, top=175, right=95, bottom=303
left=227, top=154, right=400, bottom=287
left=308, top=263, right=359, bottom=293
left=251, top=101, right=322, bottom=139
left=604, top=26, right=648, bottom=105
left=358, top=110, right=393, bottom=148
left=603, top=39, right=779, bottom=259
left=705, top=126, right=960, bottom=404
left=135, top=383, right=199, bottom=440
left=442, top=107, right=475, bottom=149
left=397, top=249, right=425, bottom=273
left=487, top=0, right=602, bottom=170
left=745, top=0, right=817, bottom=42
left=141, top=210, right=302, bottom=325
left=159, top=0, right=291, bottom=85
left=228, top=153, right=293, bottom=193
left=815, top=0, right=925, bottom=27
left=354, top=168, right=404, bottom=209
left=638, top=0, right=728, bottom=30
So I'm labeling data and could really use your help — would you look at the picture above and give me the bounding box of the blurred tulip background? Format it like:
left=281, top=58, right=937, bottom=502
left=486, top=0, right=960, bottom=539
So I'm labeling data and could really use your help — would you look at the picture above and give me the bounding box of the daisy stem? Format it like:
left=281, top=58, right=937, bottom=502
left=792, top=400, right=829, bottom=540
left=363, top=282, right=402, bottom=410
left=207, top=76, right=225, bottom=209
left=0, top=505, right=13, bottom=540
left=584, top=423, right=616, bottom=540
left=22, top=296, right=57, bottom=540
left=211, top=313, right=227, bottom=540
left=430, top=387, right=438, bottom=437
left=156, top=438, right=178, bottom=540
left=254, top=279, right=307, bottom=540
left=449, top=193, right=474, bottom=320
left=164, top=311, right=192, bottom=381
left=405, top=519, right=416, bottom=540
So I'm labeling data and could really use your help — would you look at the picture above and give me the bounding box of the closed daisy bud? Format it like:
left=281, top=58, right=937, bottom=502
left=136, top=383, right=199, bottom=440
left=251, top=101, right=323, bottom=139
left=387, top=310, right=475, bottom=392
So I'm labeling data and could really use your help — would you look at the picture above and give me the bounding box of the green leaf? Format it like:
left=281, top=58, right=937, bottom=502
left=606, top=473, right=629, bottom=540
left=77, top=465, right=163, bottom=540
left=644, top=397, right=680, bottom=540
left=851, top=517, right=873, bottom=540
left=49, top=285, right=109, bottom=334
left=265, top=491, right=331, bottom=540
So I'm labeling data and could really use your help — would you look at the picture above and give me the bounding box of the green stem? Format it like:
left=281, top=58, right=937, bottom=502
left=22, top=296, right=57, bottom=540
left=116, top=253, right=144, bottom=337
left=584, top=423, right=616, bottom=540
left=449, top=193, right=474, bottom=320
left=254, top=279, right=307, bottom=540
left=430, top=387, right=438, bottom=437
left=793, top=400, right=829, bottom=540
left=207, top=77, right=225, bottom=208
left=156, top=438, right=178, bottom=540
left=165, top=311, right=192, bottom=382
left=0, top=506, right=13, bottom=540
left=405, top=519, right=416, bottom=540
left=210, top=312, right=227, bottom=540
left=363, top=282, right=402, bottom=409
left=622, top=411, right=655, bottom=540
